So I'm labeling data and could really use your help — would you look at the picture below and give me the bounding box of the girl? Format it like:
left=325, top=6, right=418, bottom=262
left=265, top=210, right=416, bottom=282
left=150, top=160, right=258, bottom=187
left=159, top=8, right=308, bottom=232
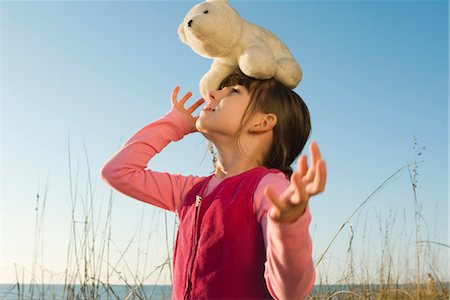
left=101, top=71, right=326, bottom=300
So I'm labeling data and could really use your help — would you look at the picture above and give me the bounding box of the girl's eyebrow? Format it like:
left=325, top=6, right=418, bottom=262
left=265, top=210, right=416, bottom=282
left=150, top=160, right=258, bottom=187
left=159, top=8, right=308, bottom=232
left=222, top=85, right=242, bottom=90
left=221, top=84, right=249, bottom=94
left=230, top=84, right=248, bottom=91
left=237, top=85, right=249, bottom=93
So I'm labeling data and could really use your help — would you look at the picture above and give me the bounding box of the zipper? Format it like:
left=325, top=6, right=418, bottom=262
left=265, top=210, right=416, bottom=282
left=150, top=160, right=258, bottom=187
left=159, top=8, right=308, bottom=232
left=183, top=195, right=202, bottom=300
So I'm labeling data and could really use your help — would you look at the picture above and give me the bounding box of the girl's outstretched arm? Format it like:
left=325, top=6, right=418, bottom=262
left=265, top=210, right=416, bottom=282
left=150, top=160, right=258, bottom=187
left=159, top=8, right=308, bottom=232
left=258, top=142, right=327, bottom=299
left=254, top=174, right=314, bottom=300
left=264, top=142, right=326, bottom=223
left=100, top=87, right=205, bottom=213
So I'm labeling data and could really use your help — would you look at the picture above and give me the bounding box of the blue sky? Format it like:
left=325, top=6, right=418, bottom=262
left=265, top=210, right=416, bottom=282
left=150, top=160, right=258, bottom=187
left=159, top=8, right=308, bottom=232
left=2, top=0, right=448, bottom=285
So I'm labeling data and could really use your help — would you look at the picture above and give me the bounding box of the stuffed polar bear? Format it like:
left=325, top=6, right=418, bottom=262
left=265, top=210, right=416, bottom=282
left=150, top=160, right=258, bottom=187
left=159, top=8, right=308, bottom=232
left=178, top=0, right=302, bottom=99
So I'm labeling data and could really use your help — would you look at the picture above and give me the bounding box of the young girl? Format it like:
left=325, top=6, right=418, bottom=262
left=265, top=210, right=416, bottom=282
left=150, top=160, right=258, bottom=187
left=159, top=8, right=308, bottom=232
left=101, top=71, right=326, bottom=300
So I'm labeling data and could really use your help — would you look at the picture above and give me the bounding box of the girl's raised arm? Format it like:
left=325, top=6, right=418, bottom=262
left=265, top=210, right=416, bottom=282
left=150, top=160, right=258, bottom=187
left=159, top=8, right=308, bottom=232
left=100, top=87, right=205, bottom=213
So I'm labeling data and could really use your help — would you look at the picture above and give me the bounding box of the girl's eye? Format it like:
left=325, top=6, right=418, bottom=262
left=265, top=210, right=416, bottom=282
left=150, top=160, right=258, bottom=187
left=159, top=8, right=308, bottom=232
left=230, top=88, right=239, bottom=94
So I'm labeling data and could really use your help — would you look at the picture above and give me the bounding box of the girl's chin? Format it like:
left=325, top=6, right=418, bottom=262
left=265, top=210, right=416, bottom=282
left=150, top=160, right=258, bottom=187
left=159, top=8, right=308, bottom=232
left=195, top=121, right=208, bottom=135
left=195, top=122, right=215, bottom=140
left=195, top=119, right=203, bottom=132
left=195, top=117, right=212, bottom=132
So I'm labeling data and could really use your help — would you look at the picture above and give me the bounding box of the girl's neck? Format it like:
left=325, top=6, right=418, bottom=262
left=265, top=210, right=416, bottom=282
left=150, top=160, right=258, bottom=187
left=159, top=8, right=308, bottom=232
left=214, top=159, right=259, bottom=179
left=213, top=140, right=263, bottom=179
left=207, top=124, right=274, bottom=179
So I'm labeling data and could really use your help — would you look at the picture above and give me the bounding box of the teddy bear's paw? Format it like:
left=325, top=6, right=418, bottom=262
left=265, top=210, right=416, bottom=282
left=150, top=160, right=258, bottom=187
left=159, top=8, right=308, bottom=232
left=238, top=48, right=277, bottom=79
left=199, top=76, right=214, bottom=100
left=275, top=58, right=302, bottom=89
left=199, top=84, right=209, bottom=101
left=199, top=74, right=222, bottom=99
left=199, top=64, right=235, bottom=98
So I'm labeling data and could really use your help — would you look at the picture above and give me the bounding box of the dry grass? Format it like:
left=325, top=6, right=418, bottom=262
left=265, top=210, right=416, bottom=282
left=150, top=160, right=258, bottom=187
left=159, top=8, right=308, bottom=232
left=309, top=137, right=448, bottom=299
left=8, top=137, right=448, bottom=299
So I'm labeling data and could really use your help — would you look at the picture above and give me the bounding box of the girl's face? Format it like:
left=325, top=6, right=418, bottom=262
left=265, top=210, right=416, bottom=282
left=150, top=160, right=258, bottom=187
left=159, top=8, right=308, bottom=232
left=196, top=85, right=251, bottom=138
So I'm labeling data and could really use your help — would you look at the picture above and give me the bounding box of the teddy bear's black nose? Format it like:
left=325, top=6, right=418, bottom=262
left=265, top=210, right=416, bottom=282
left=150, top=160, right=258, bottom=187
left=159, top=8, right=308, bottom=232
left=188, top=20, right=193, bottom=27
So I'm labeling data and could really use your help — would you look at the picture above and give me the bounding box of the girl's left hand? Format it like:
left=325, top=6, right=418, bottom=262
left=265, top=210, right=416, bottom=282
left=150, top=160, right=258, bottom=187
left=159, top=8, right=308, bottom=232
left=264, top=142, right=327, bottom=224
left=171, top=86, right=205, bottom=132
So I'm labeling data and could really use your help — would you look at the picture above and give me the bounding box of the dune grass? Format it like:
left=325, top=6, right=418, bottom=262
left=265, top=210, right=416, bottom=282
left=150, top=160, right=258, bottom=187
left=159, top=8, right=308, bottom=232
left=8, top=137, right=449, bottom=299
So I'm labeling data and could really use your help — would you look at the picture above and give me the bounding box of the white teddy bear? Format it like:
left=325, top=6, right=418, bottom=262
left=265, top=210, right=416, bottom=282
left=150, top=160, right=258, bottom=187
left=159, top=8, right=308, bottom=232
left=178, top=0, right=302, bottom=98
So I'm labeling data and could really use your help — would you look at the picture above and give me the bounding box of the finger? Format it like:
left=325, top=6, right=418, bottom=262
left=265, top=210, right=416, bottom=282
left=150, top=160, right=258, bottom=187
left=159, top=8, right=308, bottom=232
left=305, top=166, right=315, bottom=183
left=265, top=187, right=283, bottom=220
left=306, top=160, right=327, bottom=195
left=304, top=151, right=315, bottom=182
left=296, top=155, right=308, bottom=177
left=310, top=141, right=322, bottom=168
left=305, top=142, right=323, bottom=184
left=291, top=172, right=308, bottom=205
left=264, top=187, right=286, bottom=212
left=187, top=98, right=205, bottom=114
left=264, top=187, right=283, bottom=211
left=179, top=91, right=193, bottom=106
left=316, top=160, right=327, bottom=192
left=171, top=86, right=180, bottom=106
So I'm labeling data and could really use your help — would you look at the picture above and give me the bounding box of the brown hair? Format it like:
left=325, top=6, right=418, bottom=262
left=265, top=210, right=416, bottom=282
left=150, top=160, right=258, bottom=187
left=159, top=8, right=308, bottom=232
left=219, top=71, right=311, bottom=177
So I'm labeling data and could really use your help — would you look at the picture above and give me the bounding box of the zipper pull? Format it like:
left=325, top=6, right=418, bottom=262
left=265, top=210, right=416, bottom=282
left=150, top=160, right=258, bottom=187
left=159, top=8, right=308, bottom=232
left=195, top=195, right=202, bottom=207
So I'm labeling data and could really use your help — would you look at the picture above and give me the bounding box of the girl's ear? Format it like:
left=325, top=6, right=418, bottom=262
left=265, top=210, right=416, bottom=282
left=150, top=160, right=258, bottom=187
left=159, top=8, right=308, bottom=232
left=248, top=113, right=277, bottom=133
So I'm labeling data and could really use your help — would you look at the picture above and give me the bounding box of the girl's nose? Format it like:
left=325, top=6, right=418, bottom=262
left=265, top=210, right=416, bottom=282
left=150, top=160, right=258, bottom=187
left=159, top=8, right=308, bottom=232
left=207, top=90, right=217, bottom=101
left=207, top=89, right=225, bottom=105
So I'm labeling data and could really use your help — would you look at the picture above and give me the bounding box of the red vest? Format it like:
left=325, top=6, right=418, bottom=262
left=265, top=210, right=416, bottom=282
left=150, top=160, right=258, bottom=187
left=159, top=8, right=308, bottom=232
left=172, top=167, right=281, bottom=300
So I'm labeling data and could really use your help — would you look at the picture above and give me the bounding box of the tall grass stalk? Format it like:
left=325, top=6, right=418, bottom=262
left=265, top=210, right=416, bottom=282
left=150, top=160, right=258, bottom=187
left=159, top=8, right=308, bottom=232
left=408, top=136, right=425, bottom=298
left=29, top=174, right=49, bottom=299
left=58, top=136, right=175, bottom=299
left=310, top=137, right=448, bottom=299
left=315, top=163, right=411, bottom=268
left=8, top=136, right=448, bottom=299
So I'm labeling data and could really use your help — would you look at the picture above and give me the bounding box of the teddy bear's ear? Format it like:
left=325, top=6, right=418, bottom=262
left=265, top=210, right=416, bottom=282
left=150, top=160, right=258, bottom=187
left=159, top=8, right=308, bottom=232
left=178, top=23, right=187, bottom=44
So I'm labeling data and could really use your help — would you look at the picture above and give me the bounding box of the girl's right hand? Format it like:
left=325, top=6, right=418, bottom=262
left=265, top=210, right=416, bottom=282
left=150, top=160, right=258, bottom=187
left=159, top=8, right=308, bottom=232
left=171, top=86, right=205, bottom=132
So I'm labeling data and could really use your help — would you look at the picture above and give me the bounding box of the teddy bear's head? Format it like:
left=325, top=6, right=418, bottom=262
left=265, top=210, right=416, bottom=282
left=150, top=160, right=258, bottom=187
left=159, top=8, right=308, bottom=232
left=178, top=0, right=243, bottom=58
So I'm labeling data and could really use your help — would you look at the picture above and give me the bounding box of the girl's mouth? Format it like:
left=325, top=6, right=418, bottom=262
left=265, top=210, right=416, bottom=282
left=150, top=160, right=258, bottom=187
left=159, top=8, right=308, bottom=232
left=202, top=106, right=216, bottom=112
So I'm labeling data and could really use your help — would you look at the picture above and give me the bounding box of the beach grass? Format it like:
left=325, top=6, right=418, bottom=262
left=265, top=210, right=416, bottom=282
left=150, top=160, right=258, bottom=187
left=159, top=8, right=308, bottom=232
left=7, top=137, right=449, bottom=299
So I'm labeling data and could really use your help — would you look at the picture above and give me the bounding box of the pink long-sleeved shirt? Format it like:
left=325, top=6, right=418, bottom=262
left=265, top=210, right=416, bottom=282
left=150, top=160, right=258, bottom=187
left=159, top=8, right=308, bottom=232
left=100, top=109, right=315, bottom=299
